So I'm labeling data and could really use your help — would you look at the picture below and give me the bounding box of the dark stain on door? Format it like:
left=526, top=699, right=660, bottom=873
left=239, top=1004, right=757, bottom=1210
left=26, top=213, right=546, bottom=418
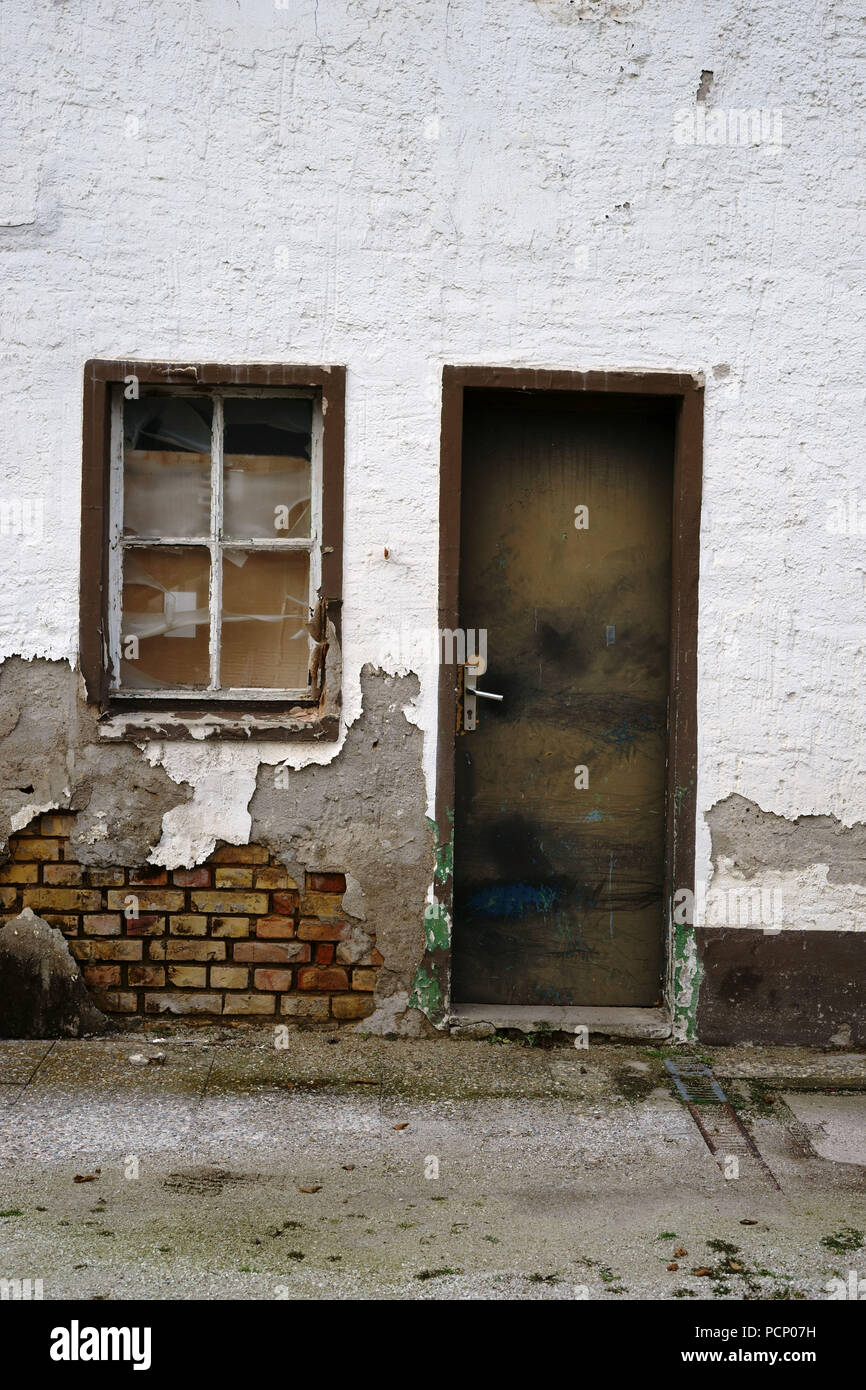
left=452, top=391, right=675, bottom=1006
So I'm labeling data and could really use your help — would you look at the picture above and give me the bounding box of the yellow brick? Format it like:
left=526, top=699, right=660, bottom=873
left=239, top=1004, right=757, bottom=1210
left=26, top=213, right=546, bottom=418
left=210, top=966, right=249, bottom=989
left=169, top=914, right=207, bottom=937
left=86, top=868, right=126, bottom=887
left=214, top=866, right=254, bottom=888
left=150, top=940, right=226, bottom=961
left=209, top=844, right=269, bottom=864
left=39, top=813, right=76, bottom=837
left=106, top=889, right=184, bottom=912
left=43, top=864, right=83, bottom=886
left=167, top=965, right=208, bottom=987
left=254, top=866, right=295, bottom=890
left=222, top=993, right=276, bottom=1015
left=69, top=940, right=142, bottom=961
left=190, top=891, right=268, bottom=915
left=0, top=863, right=39, bottom=884
left=11, top=839, right=61, bottom=862
left=93, top=991, right=137, bottom=1013
left=22, top=888, right=103, bottom=911
left=300, top=891, right=345, bottom=918
left=211, top=916, right=250, bottom=937
left=145, top=992, right=222, bottom=1015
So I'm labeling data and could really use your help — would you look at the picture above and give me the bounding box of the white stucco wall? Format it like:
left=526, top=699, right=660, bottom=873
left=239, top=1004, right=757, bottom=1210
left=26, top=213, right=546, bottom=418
left=1, top=0, right=863, bottom=896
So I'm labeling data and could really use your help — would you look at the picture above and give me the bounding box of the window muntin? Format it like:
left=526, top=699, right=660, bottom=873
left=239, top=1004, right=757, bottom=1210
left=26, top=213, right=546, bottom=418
left=109, top=387, right=320, bottom=699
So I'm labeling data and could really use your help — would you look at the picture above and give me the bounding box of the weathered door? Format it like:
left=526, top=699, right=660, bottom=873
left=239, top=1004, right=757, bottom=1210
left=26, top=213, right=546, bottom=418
left=452, top=391, right=675, bottom=1006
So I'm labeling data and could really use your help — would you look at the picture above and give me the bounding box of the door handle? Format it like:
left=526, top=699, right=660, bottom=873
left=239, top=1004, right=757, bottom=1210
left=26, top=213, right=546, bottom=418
left=462, top=655, right=504, bottom=731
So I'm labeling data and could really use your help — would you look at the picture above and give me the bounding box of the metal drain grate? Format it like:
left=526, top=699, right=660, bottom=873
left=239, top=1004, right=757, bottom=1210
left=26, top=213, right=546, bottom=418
left=665, top=1057, right=781, bottom=1190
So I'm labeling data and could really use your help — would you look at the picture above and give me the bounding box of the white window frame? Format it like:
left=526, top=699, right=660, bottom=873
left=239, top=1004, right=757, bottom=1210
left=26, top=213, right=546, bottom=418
left=107, top=385, right=323, bottom=702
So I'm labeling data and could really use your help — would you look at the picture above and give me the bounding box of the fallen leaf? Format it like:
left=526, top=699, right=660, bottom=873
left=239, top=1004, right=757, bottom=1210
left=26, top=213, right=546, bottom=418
left=73, top=1175, right=97, bottom=1183
left=342, top=1165, right=355, bottom=1171
left=740, top=1218, right=758, bottom=1225
left=667, top=1262, right=679, bottom=1272
left=392, top=1123, right=409, bottom=1131
left=763, top=1095, right=775, bottom=1104
left=729, top=1260, right=742, bottom=1271
left=674, top=1246, right=688, bottom=1257
left=298, top=1185, right=322, bottom=1194
left=693, top=1267, right=713, bottom=1277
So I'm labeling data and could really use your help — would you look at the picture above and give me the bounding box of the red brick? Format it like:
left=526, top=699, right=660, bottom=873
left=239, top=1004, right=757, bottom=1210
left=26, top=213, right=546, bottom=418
left=297, top=918, right=346, bottom=942
left=297, top=966, right=349, bottom=992
left=271, top=891, right=299, bottom=916
left=125, top=914, right=165, bottom=936
left=352, top=969, right=377, bottom=992
left=209, top=844, right=269, bottom=864
left=233, top=941, right=309, bottom=964
left=0, top=887, right=19, bottom=909
left=315, top=943, right=335, bottom=966
left=331, top=993, right=375, bottom=1020
left=172, top=867, right=211, bottom=888
left=255, top=916, right=296, bottom=939
left=253, top=968, right=292, bottom=991
left=307, top=872, right=346, bottom=894
left=84, top=964, right=121, bottom=988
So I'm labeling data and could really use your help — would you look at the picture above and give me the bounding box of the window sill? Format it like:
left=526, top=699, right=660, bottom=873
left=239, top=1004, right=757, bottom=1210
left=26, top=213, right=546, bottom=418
left=96, top=706, right=340, bottom=742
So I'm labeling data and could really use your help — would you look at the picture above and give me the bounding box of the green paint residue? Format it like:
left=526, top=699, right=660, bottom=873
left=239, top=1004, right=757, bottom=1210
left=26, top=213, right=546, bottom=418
left=427, top=816, right=453, bottom=885
left=423, top=902, right=451, bottom=951
left=409, top=962, right=441, bottom=1015
left=672, top=915, right=702, bottom=1041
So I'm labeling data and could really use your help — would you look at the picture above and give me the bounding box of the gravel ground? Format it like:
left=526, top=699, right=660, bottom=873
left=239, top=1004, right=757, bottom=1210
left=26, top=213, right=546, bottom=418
left=0, top=1031, right=864, bottom=1300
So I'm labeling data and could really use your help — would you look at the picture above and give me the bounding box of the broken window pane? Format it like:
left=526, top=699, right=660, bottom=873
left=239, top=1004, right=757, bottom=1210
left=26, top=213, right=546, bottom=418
left=220, top=550, right=310, bottom=689
left=223, top=396, right=312, bottom=540
left=120, top=547, right=211, bottom=689
left=123, top=396, right=212, bottom=538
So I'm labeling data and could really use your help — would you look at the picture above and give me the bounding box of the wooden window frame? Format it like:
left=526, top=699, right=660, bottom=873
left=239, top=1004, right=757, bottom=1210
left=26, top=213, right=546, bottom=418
left=435, top=366, right=703, bottom=1021
left=80, top=360, right=345, bottom=741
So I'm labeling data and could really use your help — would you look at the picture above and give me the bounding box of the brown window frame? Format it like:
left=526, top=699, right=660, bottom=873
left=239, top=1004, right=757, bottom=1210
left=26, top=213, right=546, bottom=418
left=80, top=360, right=345, bottom=741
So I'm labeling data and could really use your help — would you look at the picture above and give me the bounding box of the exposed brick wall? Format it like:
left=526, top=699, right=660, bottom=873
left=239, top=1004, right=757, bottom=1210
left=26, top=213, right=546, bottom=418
left=0, top=814, right=379, bottom=1022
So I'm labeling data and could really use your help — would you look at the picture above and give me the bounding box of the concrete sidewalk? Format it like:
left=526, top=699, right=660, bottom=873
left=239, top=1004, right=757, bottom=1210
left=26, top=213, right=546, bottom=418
left=1, top=1030, right=864, bottom=1300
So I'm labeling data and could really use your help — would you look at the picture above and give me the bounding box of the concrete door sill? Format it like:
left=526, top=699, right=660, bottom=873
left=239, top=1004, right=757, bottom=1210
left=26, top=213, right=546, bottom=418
left=450, top=1003, right=671, bottom=1040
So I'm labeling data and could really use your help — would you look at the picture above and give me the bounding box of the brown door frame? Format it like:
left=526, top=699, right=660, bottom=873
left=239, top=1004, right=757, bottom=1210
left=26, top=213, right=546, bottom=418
left=436, top=366, right=703, bottom=1017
